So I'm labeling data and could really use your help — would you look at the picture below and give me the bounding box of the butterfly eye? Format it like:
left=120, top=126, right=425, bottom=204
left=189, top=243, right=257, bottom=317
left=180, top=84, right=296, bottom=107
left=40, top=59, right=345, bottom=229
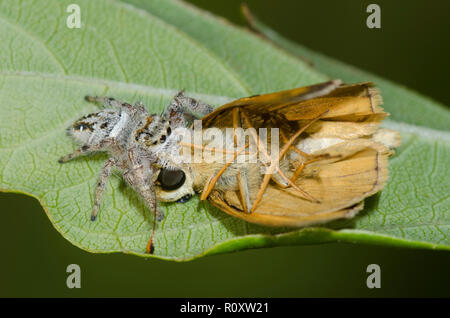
left=157, top=169, right=186, bottom=191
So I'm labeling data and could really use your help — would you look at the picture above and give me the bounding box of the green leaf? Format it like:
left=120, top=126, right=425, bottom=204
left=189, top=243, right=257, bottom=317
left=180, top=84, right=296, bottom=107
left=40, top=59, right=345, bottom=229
left=0, top=0, right=449, bottom=261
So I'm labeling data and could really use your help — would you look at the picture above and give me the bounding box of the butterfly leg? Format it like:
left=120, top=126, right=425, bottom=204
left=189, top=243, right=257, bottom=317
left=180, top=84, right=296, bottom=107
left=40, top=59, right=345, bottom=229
left=270, top=113, right=329, bottom=190
left=280, top=129, right=315, bottom=160
left=198, top=108, right=245, bottom=201
left=289, top=155, right=333, bottom=184
left=240, top=111, right=321, bottom=211
left=237, top=170, right=252, bottom=213
left=200, top=143, right=249, bottom=200
left=232, top=107, right=254, bottom=213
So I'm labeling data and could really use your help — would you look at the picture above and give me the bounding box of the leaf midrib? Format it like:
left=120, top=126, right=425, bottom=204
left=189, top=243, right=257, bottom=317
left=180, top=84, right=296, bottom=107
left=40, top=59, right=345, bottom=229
left=0, top=70, right=234, bottom=102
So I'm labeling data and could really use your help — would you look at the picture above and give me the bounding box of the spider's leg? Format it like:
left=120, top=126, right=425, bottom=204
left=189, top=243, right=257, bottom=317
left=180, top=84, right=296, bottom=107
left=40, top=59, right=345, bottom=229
left=124, top=166, right=161, bottom=254
left=163, top=91, right=214, bottom=127
left=124, top=148, right=163, bottom=254
left=134, top=101, right=148, bottom=113
left=58, top=145, right=91, bottom=163
left=91, top=158, right=116, bottom=221
left=85, top=96, right=128, bottom=108
left=58, top=137, right=117, bottom=163
left=124, top=167, right=163, bottom=220
left=125, top=148, right=164, bottom=219
left=58, top=143, right=104, bottom=163
left=85, top=96, right=146, bottom=116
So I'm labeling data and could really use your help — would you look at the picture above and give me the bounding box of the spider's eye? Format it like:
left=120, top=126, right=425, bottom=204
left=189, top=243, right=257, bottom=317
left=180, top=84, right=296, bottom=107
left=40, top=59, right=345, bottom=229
left=73, top=123, right=90, bottom=132
left=157, top=169, right=185, bottom=191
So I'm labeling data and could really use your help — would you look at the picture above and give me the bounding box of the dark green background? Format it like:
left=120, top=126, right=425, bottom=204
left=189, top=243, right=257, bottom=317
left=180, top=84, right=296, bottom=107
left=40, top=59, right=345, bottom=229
left=1, top=0, right=449, bottom=297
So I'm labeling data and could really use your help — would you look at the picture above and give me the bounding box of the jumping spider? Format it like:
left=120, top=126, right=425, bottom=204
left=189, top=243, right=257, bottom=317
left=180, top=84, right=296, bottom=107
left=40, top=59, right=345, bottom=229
left=59, top=92, right=213, bottom=253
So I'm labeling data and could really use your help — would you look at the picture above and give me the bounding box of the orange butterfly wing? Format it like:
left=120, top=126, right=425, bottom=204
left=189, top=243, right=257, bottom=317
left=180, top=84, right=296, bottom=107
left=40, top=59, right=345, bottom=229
left=200, top=81, right=398, bottom=227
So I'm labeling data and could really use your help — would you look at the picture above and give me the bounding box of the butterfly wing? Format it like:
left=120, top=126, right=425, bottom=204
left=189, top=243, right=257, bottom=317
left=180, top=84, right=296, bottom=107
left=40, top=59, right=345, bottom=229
left=201, top=81, right=399, bottom=227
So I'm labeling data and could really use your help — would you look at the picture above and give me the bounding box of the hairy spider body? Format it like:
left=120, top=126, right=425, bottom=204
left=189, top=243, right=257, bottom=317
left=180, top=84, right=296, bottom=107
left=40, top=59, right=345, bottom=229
left=59, top=92, right=213, bottom=252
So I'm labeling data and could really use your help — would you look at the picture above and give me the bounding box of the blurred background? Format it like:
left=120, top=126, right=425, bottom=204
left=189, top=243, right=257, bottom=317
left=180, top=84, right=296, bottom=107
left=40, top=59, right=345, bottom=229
left=1, top=0, right=449, bottom=297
